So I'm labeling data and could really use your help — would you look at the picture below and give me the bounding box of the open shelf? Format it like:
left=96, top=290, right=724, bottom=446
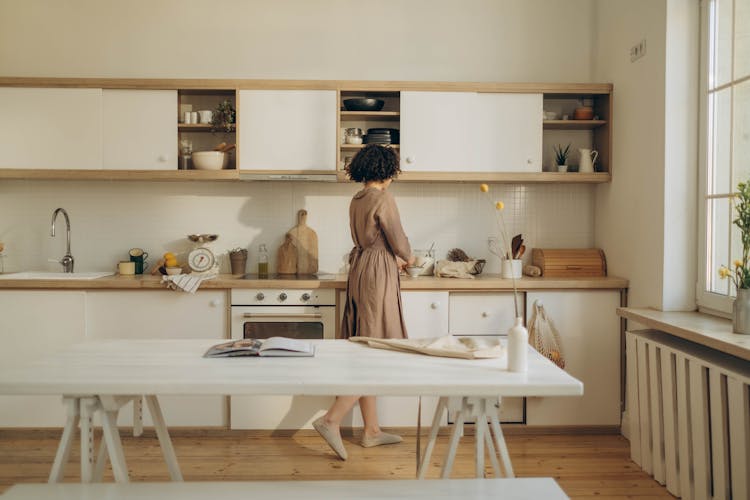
left=543, top=120, right=606, bottom=130
left=340, top=144, right=399, bottom=150
left=0, top=169, right=238, bottom=181
left=340, top=111, right=400, bottom=121
left=337, top=170, right=611, bottom=183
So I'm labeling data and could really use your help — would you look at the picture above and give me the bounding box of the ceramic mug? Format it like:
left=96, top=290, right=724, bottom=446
left=129, top=248, right=149, bottom=275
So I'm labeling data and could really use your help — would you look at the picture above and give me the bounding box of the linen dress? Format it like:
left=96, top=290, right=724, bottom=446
left=341, top=186, right=412, bottom=339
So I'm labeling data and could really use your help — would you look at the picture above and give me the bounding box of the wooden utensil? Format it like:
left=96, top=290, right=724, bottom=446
left=276, top=234, right=297, bottom=274
left=511, top=234, right=523, bottom=259
left=287, top=209, right=318, bottom=274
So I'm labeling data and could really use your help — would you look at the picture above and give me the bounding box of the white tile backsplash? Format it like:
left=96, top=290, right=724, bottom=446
left=0, top=180, right=594, bottom=275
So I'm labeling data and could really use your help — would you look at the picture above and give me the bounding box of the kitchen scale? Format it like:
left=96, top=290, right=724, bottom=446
left=187, top=234, right=220, bottom=276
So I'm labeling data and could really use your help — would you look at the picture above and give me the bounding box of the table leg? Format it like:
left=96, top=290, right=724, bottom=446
left=133, top=396, right=144, bottom=437
left=79, top=397, right=98, bottom=483
left=481, top=415, right=500, bottom=476
left=100, top=405, right=129, bottom=483
left=489, top=412, right=514, bottom=478
left=145, top=395, right=183, bottom=481
left=441, top=398, right=466, bottom=479
left=475, top=399, right=485, bottom=478
left=48, top=397, right=80, bottom=483
left=417, top=397, right=447, bottom=479
left=93, top=436, right=107, bottom=482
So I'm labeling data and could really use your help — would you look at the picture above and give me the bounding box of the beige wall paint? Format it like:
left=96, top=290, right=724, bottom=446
left=0, top=0, right=595, bottom=82
left=593, top=0, right=668, bottom=310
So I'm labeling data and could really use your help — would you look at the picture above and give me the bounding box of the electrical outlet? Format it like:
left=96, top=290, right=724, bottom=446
left=630, top=39, right=646, bottom=62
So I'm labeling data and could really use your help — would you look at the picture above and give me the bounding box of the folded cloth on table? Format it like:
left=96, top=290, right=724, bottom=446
left=349, top=335, right=505, bottom=359
left=434, top=259, right=476, bottom=279
left=162, top=273, right=214, bottom=294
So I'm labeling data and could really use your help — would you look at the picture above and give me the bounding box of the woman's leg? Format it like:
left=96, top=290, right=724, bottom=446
left=313, top=396, right=359, bottom=460
left=359, top=396, right=403, bottom=447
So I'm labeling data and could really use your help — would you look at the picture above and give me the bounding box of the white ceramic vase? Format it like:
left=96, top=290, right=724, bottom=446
left=733, top=288, right=750, bottom=334
left=501, top=259, right=522, bottom=279
left=507, top=317, right=528, bottom=372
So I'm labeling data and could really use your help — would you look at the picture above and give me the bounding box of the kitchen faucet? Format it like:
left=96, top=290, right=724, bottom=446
left=50, top=208, right=74, bottom=273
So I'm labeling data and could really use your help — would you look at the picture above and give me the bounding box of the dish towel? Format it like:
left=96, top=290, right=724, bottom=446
left=162, top=273, right=214, bottom=294
left=349, top=335, right=505, bottom=360
left=434, top=260, right=476, bottom=279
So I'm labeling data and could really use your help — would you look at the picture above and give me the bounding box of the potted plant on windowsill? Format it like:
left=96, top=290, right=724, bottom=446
left=553, top=143, right=571, bottom=173
left=719, top=181, right=750, bottom=334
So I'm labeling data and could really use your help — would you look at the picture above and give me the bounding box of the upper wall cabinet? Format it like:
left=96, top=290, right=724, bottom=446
left=102, top=90, right=177, bottom=170
left=0, top=88, right=103, bottom=169
left=238, top=90, right=337, bottom=171
left=475, top=93, right=542, bottom=172
left=400, top=91, right=542, bottom=173
left=400, top=91, right=475, bottom=172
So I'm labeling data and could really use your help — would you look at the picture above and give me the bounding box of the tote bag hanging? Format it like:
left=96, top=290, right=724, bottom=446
left=528, top=299, right=565, bottom=369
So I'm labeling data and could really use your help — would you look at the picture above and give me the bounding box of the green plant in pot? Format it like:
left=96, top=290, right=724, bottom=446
left=211, top=99, right=236, bottom=133
left=552, top=143, right=571, bottom=172
left=719, top=181, right=750, bottom=334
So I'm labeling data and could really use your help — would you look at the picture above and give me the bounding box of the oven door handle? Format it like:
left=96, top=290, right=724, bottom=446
left=242, top=313, right=323, bottom=319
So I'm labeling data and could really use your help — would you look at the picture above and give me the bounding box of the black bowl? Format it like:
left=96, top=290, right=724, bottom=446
left=343, top=98, right=385, bottom=112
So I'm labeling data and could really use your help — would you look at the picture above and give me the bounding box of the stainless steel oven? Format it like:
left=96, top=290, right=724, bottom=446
left=230, top=288, right=336, bottom=341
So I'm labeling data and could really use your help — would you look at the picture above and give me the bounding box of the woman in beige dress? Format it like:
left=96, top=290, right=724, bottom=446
left=313, top=144, right=414, bottom=460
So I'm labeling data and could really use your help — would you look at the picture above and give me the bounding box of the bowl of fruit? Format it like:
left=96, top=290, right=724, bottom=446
left=154, top=252, right=180, bottom=275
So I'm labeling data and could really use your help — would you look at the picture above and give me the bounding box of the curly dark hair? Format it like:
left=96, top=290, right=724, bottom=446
left=344, top=144, right=401, bottom=182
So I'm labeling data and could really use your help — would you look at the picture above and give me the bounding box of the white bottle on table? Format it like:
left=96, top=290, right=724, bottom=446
left=507, top=317, right=528, bottom=372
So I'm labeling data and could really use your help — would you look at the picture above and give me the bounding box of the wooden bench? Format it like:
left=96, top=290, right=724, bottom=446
left=1, top=478, right=569, bottom=499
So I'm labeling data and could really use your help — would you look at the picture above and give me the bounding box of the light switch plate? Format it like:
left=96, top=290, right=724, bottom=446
left=630, top=39, right=647, bottom=62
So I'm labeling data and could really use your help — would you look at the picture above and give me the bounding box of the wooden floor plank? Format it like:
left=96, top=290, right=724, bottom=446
left=0, top=430, right=672, bottom=498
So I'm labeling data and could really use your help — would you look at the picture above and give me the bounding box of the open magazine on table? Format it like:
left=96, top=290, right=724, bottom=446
left=204, top=337, right=315, bottom=358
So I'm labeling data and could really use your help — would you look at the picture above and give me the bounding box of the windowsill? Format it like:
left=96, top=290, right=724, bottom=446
left=617, top=307, right=750, bottom=362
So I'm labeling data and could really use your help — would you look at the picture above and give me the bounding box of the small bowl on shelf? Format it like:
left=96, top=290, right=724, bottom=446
left=192, top=151, right=225, bottom=170
left=406, top=266, right=422, bottom=278
left=165, top=267, right=183, bottom=276
left=343, top=98, right=385, bottom=112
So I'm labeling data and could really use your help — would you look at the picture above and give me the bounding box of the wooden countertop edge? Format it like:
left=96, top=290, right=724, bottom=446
left=617, top=307, right=750, bottom=362
left=0, top=274, right=628, bottom=291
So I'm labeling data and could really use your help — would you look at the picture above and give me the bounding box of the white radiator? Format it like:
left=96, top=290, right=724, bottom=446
left=626, top=330, right=750, bottom=499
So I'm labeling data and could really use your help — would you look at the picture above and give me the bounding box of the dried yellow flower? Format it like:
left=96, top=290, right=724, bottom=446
left=480, top=183, right=489, bottom=193
left=495, top=201, right=505, bottom=210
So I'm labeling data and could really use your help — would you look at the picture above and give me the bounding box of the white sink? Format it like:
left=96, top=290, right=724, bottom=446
left=0, top=271, right=114, bottom=280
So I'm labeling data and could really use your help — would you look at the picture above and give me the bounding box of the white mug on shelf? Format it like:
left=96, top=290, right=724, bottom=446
left=198, top=110, right=213, bottom=124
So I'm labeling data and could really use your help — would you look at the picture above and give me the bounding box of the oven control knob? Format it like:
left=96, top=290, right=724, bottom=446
left=278, top=292, right=288, bottom=302
left=255, top=292, right=265, bottom=301
left=301, top=293, right=311, bottom=302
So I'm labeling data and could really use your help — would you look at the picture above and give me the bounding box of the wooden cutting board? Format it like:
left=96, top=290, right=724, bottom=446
left=276, top=234, right=297, bottom=274
left=287, top=209, right=318, bottom=274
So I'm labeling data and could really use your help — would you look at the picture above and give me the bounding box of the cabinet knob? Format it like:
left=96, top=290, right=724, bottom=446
left=481, top=312, right=488, bottom=318
left=527, top=158, right=533, bottom=164
left=159, top=154, right=169, bottom=162
left=430, top=302, right=439, bottom=310
left=209, top=299, right=221, bottom=307
left=406, top=156, right=416, bottom=164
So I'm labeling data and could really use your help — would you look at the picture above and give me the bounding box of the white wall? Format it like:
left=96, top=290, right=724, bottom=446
left=0, top=0, right=595, bottom=82
left=0, top=180, right=595, bottom=276
left=593, top=0, right=669, bottom=310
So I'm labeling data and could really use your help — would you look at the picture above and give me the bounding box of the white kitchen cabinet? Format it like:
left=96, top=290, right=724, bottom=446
left=449, top=292, right=523, bottom=336
left=0, top=88, right=102, bottom=169
left=400, top=91, right=475, bottom=172
left=238, top=90, right=336, bottom=171
left=525, top=290, right=621, bottom=426
left=400, top=91, right=542, bottom=173
left=102, top=90, right=177, bottom=170
left=474, top=93, right=542, bottom=172
left=86, top=290, right=228, bottom=427
left=0, top=291, right=87, bottom=427
left=401, top=291, right=449, bottom=338
left=448, top=292, right=525, bottom=423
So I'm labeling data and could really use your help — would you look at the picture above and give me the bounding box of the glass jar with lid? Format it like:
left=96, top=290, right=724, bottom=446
left=345, top=128, right=364, bottom=145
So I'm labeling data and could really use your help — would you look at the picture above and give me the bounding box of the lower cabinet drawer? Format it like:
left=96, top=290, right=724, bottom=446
left=449, top=292, right=523, bottom=335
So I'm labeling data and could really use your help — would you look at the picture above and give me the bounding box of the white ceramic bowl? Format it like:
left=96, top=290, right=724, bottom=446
left=192, top=151, right=225, bottom=170
left=165, top=267, right=182, bottom=275
left=406, top=267, right=422, bottom=278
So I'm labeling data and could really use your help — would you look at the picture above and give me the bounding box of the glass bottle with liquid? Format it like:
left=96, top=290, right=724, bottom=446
left=257, top=243, right=269, bottom=278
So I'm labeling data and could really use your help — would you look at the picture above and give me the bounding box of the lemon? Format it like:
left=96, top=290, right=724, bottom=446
left=165, top=258, right=178, bottom=268
left=164, top=252, right=175, bottom=260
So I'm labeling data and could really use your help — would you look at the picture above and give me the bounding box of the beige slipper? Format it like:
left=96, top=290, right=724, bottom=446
left=360, top=431, right=403, bottom=448
left=313, top=417, right=347, bottom=460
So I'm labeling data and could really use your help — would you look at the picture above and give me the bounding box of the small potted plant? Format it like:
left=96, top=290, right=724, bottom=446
left=719, top=181, right=750, bottom=334
left=211, top=99, right=236, bottom=133
left=553, top=143, right=571, bottom=172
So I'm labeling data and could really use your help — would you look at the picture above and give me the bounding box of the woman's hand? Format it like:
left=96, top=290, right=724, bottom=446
left=396, top=256, right=409, bottom=271
left=407, top=255, right=416, bottom=267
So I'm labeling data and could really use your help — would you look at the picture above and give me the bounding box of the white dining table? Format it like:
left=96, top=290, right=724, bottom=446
left=0, top=339, right=582, bottom=483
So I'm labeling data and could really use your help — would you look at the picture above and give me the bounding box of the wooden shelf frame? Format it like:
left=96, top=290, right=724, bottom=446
left=0, top=77, right=614, bottom=184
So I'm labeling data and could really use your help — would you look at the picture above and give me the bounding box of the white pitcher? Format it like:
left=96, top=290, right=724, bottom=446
left=579, top=148, right=598, bottom=173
